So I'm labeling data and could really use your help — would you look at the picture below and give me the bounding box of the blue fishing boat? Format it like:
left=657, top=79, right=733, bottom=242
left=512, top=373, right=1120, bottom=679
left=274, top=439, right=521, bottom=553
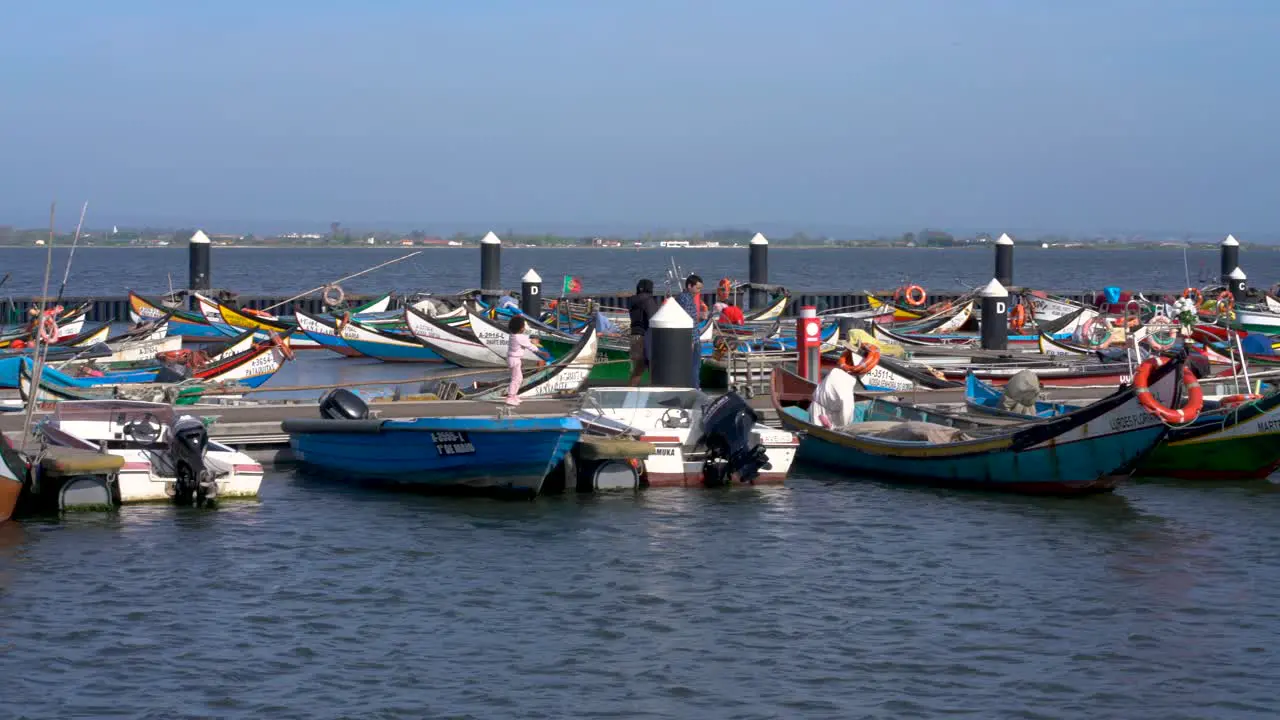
left=964, top=373, right=1082, bottom=420
left=282, top=389, right=582, bottom=496
left=771, top=355, right=1191, bottom=495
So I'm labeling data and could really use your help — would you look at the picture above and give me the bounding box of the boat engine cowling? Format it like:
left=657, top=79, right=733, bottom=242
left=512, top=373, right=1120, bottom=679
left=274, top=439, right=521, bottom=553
left=319, top=388, right=370, bottom=420
left=171, top=415, right=217, bottom=505
left=698, top=392, right=771, bottom=486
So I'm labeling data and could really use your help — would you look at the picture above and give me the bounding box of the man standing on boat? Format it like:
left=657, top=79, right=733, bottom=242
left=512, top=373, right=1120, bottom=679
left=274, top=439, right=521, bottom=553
left=676, top=274, right=708, bottom=389
left=628, top=279, right=660, bottom=386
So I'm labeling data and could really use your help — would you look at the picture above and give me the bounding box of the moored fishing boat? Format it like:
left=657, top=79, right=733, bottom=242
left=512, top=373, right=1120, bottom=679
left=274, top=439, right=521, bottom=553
left=0, top=432, right=25, bottom=522
left=283, top=389, right=582, bottom=497
left=574, top=386, right=797, bottom=487
left=402, top=306, right=506, bottom=368
left=772, top=354, right=1190, bottom=495
left=34, top=400, right=263, bottom=506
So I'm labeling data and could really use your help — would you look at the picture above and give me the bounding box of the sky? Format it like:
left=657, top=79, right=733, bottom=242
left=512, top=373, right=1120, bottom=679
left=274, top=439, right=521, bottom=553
left=2, top=0, right=1278, bottom=237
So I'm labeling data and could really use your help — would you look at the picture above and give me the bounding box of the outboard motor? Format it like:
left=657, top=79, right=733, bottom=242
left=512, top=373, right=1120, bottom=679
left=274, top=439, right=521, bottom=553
left=319, top=388, right=370, bottom=420
left=697, top=392, right=771, bottom=486
left=170, top=415, right=217, bottom=506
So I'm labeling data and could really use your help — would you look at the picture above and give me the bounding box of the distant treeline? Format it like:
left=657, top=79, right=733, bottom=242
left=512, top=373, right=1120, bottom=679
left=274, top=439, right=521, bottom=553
left=0, top=224, right=1268, bottom=250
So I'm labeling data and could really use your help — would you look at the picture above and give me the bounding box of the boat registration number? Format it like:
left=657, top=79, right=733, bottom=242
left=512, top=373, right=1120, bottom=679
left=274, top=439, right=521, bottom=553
left=432, top=431, right=476, bottom=455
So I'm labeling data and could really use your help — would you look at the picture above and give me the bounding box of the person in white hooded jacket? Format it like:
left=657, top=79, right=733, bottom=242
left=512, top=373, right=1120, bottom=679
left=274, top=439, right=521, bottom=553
left=810, top=366, right=857, bottom=429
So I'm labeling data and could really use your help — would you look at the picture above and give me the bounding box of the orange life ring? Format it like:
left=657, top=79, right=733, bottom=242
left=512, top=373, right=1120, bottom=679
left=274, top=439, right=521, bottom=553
left=1219, top=393, right=1262, bottom=407
left=1009, top=303, right=1027, bottom=333
left=1182, top=287, right=1203, bottom=307
left=38, top=315, right=58, bottom=343
left=903, top=285, right=927, bottom=307
left=269, top=330, right=296, bottom=361
left=716, top=278, right=733, bottom=302
left=1134, top=356, right=1203, bottom=424
left=1213, top=290, right=1234, bottom=317
left=837, top=345, right=880, bottom=375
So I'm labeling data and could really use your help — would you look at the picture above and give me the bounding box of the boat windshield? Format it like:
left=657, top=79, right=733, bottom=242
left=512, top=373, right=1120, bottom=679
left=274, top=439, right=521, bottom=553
left=583, top=388, right=707, bottom=411
left=53, top=401, right=178, bottom=427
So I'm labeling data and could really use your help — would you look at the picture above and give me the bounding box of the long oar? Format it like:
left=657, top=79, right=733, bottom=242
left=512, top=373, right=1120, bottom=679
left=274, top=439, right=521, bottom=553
left=261, top=250, right=421, bottom=313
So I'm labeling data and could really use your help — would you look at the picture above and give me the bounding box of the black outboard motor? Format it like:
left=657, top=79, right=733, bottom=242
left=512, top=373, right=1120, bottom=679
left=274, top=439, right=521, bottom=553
left=698, top=392, right=771, bottom=486
left=319, top=388, right=370, bottom=420
left=171, top=415, right=217, bottom=506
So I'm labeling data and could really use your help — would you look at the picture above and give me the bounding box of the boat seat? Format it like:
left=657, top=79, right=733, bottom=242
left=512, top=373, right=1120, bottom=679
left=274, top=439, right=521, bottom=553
left=281, top=418, right=387, bottom=434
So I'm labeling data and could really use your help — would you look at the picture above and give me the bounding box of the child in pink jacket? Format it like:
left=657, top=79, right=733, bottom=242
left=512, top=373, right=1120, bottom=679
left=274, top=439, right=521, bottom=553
left=505, top=316, right=546, bottom=406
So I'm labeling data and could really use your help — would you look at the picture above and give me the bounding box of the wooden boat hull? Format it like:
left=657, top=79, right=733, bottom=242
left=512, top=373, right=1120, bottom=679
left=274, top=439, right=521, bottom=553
left=772, top=363, right=1179, bottom=495
left=294, top=310, right=364, bottom=358
left=128, top=292, right=230, bottom=340
left=0, top=433, right=24, bottom=522
left=403, top=306, right=504, bottom=368
left=285, top=415, right=581, bottom=495
left=1136, top=392, right=1280, bottom=480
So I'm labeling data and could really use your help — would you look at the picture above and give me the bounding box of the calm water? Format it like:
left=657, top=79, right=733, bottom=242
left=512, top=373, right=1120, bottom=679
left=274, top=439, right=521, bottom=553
left=1, top=245, right=1276, bottom=298
left=2, top=476, right=1278, bottom=718
left=3, top=248, right=1280, bottom=718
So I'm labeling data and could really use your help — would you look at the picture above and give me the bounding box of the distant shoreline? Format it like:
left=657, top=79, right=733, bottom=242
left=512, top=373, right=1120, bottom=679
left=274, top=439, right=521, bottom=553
left=0, top=243, right=1265, bottom=251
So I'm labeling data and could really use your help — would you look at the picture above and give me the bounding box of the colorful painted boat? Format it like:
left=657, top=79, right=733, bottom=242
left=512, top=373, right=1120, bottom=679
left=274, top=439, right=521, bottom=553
left=283, top=390, right=581, bottom=496
left=0, top=431, right=25, bottom=522
left=771, top=360, right=1184, bottom=495
left=129, top=292, right=232, bottom=340
left=403, top=306, right=505, bottom=368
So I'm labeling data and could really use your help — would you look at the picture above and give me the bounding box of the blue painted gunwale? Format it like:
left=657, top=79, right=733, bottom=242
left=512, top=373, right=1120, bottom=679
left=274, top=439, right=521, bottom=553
left=772, top=361, right=1181, bottom=495
left=286, top=415, right=582, bottom=494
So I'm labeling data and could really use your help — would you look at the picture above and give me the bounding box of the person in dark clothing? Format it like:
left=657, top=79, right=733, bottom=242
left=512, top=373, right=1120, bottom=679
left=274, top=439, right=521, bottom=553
left=628, top=279, right=661, bottom=385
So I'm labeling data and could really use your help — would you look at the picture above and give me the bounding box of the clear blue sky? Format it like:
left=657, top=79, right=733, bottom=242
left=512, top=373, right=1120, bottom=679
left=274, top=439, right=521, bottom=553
left=3, top=0, right=1277, bottom=237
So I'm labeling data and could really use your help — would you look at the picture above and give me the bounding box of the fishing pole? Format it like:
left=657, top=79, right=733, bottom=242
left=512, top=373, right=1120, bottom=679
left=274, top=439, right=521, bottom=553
left=21, top=201, right=57, bottom=451
left=261, top=250, right=422, bottom=312
left=54, top=201, right=88, bottom=305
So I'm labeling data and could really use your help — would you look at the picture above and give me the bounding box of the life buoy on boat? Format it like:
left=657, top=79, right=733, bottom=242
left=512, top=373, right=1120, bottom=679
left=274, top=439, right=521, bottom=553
left=1009, top=303, right=1027, bottom=333
left=903, top=285, right=927, bottom=307
left=37, top=315, right=58, bottom=343
left=1182, top=287, right=1203, bottom=307
left=269, top=330, right=296, bottom=361
left=716, top=278, right=733, bottom=302
left=323, top=284, right=345, bottom=308
left=1213, top=291, right=1235, bottom=318
left=1134, top=356, right=1202, bottom=424
left=837, top=345, right=880, bottom=375
left=1219, top=393, right=1262, bottom=408
left=1078, top=316, right=1108, bottom=347
left=1146, top=315, right=1176, bottom=349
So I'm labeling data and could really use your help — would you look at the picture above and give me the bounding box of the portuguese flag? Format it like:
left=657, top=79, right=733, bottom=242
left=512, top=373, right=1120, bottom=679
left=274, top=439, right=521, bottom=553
left=563, top=276, right=582, bottom=293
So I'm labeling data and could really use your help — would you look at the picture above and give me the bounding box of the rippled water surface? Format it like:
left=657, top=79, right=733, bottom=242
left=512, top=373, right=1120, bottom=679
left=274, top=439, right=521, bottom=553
left=3, top=474, right=1279, bottom=719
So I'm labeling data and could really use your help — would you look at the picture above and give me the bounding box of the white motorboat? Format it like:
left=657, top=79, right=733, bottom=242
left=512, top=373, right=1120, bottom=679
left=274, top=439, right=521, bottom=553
left=35, top=400, right=263, bottom=505
left=575, top=387, right=797, bottom=489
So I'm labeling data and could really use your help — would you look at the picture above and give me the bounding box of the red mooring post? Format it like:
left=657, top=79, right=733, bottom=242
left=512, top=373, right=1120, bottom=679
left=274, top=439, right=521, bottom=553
left=796, top=305, right=821, bottom=382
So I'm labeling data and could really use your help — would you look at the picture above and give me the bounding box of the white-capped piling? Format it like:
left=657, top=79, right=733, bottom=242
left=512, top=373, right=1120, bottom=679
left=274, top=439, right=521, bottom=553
left=1220, top=234, right=1240, bottom=284
left=980, top=278, right=1009, bottom=351
left=521, top=269, right=542, bottom=318
left=480, top=231, right=502, bottom=305
left=749, top=232, right=769, bottom=310
left=650, top=298, right=694, bottom=387
left=1228, top=266, right=1247, bottom=304
left=188, top=229, right=211, bottom=293
left=994, top=233, right=1014, bottom=288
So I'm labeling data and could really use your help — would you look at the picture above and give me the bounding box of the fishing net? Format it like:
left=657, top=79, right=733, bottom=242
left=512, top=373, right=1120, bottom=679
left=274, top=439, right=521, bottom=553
left=999, top=370, right=1042, bottom=416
